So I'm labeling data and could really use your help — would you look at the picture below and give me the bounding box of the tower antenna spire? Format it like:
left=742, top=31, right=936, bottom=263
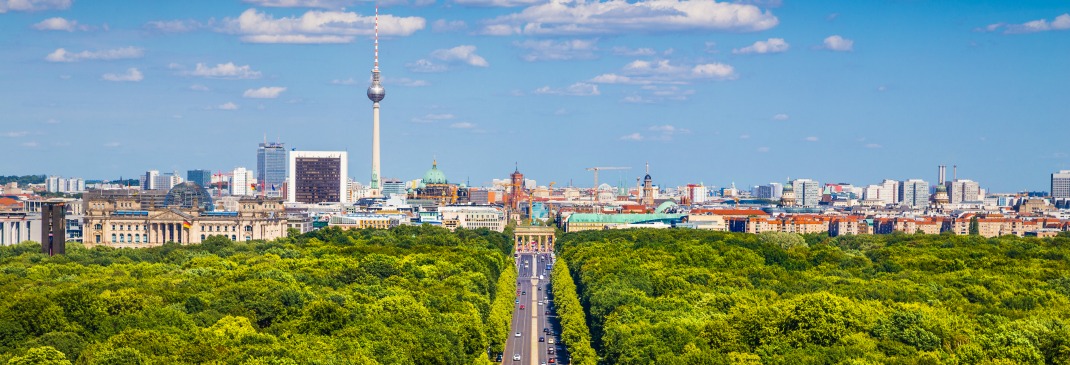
left=374, top=4, right=379, bottom=72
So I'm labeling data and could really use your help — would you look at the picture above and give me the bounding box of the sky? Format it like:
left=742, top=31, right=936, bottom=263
left=1, top=0, right=1068, bottom=193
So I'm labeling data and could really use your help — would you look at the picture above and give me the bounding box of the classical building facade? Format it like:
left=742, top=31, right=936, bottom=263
left=83, top=183, right=287, bottom=248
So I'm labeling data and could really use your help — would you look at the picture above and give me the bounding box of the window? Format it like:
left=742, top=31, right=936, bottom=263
left=201, top=234, right=205, bottom=240
left=112, top=224, right=116, bottom=230
left=245, top=225, right=253, bottom=232
left=231, top=235, right=236, bottom=240
left=96, top=235, right=101, bottom=243
left=111, top=234, right=116, bottom=242
left=94, top=223, right=102, bottom=230
left=119, top=235, right=125, bottom=243
left=135, top=234, right=140, bottom=243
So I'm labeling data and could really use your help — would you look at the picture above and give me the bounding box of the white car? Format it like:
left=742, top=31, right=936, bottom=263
left=513, top=354, right=521, bottom=361
left=515, top=332, right=521, bottom=337
left=548, top=337, right=555, bottom=344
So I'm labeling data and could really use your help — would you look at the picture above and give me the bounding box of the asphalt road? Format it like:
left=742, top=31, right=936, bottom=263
left=502, top=252, right=562, bottom=365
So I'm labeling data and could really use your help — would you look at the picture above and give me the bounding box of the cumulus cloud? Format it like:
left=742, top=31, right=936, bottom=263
left=453, top=0, right=543, bottom=7
left=1, top=131, right=29, bottom=137
left=822, top=35, right=853, bottom=51
left=190, top=84, right=210, bottom=91
left=388, top=77, right=429, bottom=87
left=732, top=37, right=789, bottom=54
left=33, top=17, right=85, bottom=31
left=0, top=0, right=71, bottom=13
left=620, top=133, right=644, bottom=141
left=431, top=45, right=489, bottom=67
left=772, top=113, right=789, bottom=121
left=621, top=124, right=690, bottom=141
left=189, top=62, right=262, bottom=79
left=243, top=86, right=287, bottom=98
left=481, top=0, right=778, bottom=36
left=406, top=59, right=448, bottom=73
left=432, top=19, right=467, bottom=32
left=45, top=47, right=144, bottom=62
left=102, top=68, right=143, bottom=82
left=865, top=143, right=883, bottom=149
left=611, top=46, right=656, bottom=56
left=805, top=136, right=819, bottom=142
left=533, top=82, right=600, bottom=96
left=591, top=59, right=736, bottom=85
left=450, top=122, right=476, bottom=129
left=218, top=102, right=240, bottom=110
left=413, top=113, right=455, bottom=123
left=988, top=13, right=1070, bottom=34
left=144, top=19, right=206, bottom=33
left=515, top=39, right=597, bottom=61
left=220, top=8, right=425, bottom=44
left=242, top=0, right=355, bottom=8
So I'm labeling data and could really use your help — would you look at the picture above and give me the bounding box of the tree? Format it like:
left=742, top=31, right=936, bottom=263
left=6, top=346, right=71, bottom=365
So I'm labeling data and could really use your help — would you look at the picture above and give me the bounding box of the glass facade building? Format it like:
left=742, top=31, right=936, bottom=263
left=257, top=142, right=287, bottom=197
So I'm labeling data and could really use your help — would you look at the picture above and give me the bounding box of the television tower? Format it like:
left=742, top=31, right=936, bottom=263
left=367, top=5, right=386, bottom=191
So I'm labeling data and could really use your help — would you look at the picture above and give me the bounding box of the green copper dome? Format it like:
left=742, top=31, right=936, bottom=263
left=422, top=160, right=448, bottom=185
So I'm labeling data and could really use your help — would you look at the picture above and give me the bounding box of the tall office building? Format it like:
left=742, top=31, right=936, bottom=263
left=879, top=179, right=900, bottom=205
left=382, top=178, right=405, bottom=197
left=949, top=179, right=982, bottom=204
left=231, top=167, right=254, bottom=196
left=45, top=176, right=85, bottom=193
left=141, top=170, right=160, bottom=190
left=899, top=179, right=930, bottom=208
left=257, top=142, right=287, bottom=197
left=792, top=179, right=821, bottom=207
left=1052, top=170, right=1070, bottom=199
left=187, top=170, right=212, bottom=188
left=366, top=8, right=386, bottom=192
left=288, top=151, right=348, bottom=204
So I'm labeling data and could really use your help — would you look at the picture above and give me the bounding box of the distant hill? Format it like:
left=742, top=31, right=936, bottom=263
left=0, top=175, right=45, bottom=186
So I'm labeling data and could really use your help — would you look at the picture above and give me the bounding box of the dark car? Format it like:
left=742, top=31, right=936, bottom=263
left=539, top=337, right=545, bottom=342
left=545, top=310, right=550, bottom=315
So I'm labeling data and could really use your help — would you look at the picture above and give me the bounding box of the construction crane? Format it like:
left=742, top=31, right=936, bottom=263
left=585, top=167, right=631, bottom=193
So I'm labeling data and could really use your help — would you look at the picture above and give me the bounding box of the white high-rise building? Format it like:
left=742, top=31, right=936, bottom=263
left=1052, top=170, right=1070, bottom=199
left=899, top=179, right=930, bottom=208
left=879, top=179, right=899, bottom=205
left=231, top=167, right=255, bottom=196
left=46, top=176, right=86, bottom=193
left=141, top=170, right=160, bottom=190
left=792, top=179, right=821, bottom=207
left=949, top=179, right=982, bottom=204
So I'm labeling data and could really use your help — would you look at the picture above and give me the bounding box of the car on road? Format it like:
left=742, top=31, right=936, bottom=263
left=515, top=332, right=521, bottom=337
left=513, top=354, right=520, bottom=361
left=539, top=337, right=544, bottom=342
left=522, top=291, right=526, bottom=295
left=544, top=327, right=549, bottom=333
left=538, top=301, right=543, bottom=305
left=545, top=310, right=550, bottom=315
left=548, top=348, right=554, bottom=355
left=548, top=358, right=555, bottom=363
left=515, top=299, right=519, bottom=304
left=520, top=305, right=525, bottom=310
left=548, top=337, right=554, bottom=344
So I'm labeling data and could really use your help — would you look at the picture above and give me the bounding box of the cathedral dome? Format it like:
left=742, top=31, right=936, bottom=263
left=422, top=160, right=448, bottom=185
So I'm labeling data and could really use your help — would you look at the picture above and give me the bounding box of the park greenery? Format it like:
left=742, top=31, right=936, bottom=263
left=550, top=258, right=597, bottom=365
left=0, top=175, right=45, bottom=186
left=0, top=225, right=515, bottom=364
left=557, top=229, right=1070, bottom=365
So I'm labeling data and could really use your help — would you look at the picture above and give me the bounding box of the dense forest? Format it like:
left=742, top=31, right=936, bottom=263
left=0, top=175, right=45, bottom=186
left=557, top=230, right=1070, bottom=364
left=0, top=225, right=515, bottom=364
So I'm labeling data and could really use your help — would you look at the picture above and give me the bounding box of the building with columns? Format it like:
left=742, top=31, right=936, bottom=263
left=83, top=182, right=287, bottom=248
left=514, top=225, right=555, bottom=253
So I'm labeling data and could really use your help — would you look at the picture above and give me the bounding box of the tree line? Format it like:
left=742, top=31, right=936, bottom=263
left=555, top=229, right=1070, bottom=364
left=0, top=225, right=515, bottom=364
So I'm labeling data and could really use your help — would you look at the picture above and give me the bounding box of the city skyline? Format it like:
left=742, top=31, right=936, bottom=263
left=1, top=1, right=1068, bottom=192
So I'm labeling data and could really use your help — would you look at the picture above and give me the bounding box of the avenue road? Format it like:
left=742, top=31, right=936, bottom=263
left=501, top=252, right=562, bottom=365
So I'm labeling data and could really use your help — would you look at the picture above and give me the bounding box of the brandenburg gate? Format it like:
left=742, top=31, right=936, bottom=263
left=513, top=226, right=555, bottom=253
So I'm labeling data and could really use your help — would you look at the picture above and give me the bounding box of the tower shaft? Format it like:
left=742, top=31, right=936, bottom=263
left=372, top=101, right=381, bottom=189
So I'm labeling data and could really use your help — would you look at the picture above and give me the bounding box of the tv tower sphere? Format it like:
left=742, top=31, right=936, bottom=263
left=367, top=81, right=385, bottom=102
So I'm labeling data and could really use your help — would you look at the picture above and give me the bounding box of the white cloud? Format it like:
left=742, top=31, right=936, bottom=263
left=515, top=39, right=597, bottom=61
left=649, top=124, right=690, bottom=134
left=533, top=82, right=600, bottom=96
left=220, top=8, right=425, bottom=44
left=592, top=59, right=736, bottom=85
left=865, top=143, right=883, bottom=149
left=189, top=62, right=262, bottom=79
left=243, top=86, right=287, bottom=98
left=330, top=78, right=357, bottom=85
left=0, top=0, right=70, bottom=13
left=431, top=45, right=489, bottom=67
left=822, top=35, right=853, bottom=51
left=620, top=133, right=644, bottom=141
left=406, top=59, right=447, bottom=73
left=453, top=0, right=543, bottom=7
left=102, top=68, right=143, bottom=82
left=21, top=141, right=39, bottom=148
left=450, top=122, right=476, bottom=129
left=994, top=13, right=1070, bottom=34
left=805, top=136, right=819, bottom=142
left=739, top=134, right=750, bottom=140
left=620, top=124, right=689, bottom=141
left=611, top=46, right=656, bottom=56
left=242, top=0, right=355, bottom=8
left=218, top=102, right=240, bottom=110
left=190, top=84, right=210, bottom=91
left=432, top=19, right=467, bottom=32
left=2, top=131, right=29, bottom=137
left=482, top=0, right=778, bottom=36
left=388, top=77, right=429, bottom=87
left=757, top=146, right=770, bottom=153
left=732, top=37, right=789, bottom=54
left=45, top=46, right=144, bottom=62
left=145, top=19, right=205, bottom=33
left=413, top=113, right=455, bottom=123
left=33, top=17, right=82, bottom=31
left=772, top=113, right=789, bottom=121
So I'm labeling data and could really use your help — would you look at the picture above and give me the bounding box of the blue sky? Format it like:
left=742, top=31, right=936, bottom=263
left=1, top=0, right=1068, bottom=192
